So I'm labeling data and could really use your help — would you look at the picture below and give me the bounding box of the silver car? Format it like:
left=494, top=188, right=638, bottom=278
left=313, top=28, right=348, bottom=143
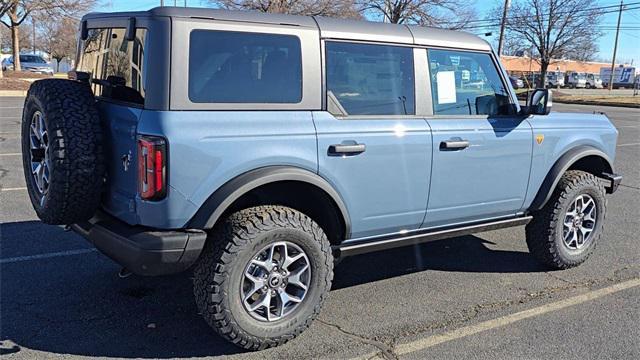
left=2, top=54, right=54, bottom=75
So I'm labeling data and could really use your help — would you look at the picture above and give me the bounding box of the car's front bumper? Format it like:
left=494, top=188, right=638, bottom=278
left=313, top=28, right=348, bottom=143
left=24, top=68, right=53, bottom=75
left=71, top=210, right=207, bottom=276
left=602, top=172, right=623, bottom=194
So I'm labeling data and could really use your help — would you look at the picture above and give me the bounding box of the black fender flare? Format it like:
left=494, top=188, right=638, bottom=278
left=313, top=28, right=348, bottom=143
left=187, top=166, right=351, bottom=236
left=530, top=145, right=614, bottom=211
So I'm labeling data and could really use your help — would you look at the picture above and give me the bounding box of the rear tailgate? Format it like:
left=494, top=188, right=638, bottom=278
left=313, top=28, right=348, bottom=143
left=98, top=101, right=141, bottom=225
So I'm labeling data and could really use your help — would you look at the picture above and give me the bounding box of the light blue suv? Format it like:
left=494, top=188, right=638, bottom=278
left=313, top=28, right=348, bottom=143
left=21, top=7, right=622, bottom=350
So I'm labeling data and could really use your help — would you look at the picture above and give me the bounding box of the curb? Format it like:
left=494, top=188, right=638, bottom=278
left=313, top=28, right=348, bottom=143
left=0, top=90, right=27, bottom=97
left=554, top=99, right=640, bottom=109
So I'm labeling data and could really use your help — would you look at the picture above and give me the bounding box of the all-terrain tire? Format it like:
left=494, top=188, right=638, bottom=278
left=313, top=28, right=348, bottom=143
left=526, top=170, right=607, bottom=269
left=21, top=79, right=104, bottom=225
left=193, top=205, right=333, bottom=350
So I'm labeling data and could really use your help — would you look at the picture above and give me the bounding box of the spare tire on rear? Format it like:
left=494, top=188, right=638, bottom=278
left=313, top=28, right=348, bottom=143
left=21, top=79, right=104, bottom=225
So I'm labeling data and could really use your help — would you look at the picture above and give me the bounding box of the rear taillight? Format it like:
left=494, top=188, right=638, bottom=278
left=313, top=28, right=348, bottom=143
left=138, top=135, right=166, bottom=200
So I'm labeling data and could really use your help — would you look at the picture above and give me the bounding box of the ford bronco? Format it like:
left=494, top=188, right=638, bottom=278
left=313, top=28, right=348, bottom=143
left=21, top=7, right=622, bottom=350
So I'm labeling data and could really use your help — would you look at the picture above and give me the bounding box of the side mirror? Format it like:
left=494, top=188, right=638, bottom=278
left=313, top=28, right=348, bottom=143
left=527, top=88, right=552, bottom=115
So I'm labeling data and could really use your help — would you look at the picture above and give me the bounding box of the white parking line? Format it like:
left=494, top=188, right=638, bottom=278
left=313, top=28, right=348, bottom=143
left=0, top=248, right=97, bottom=264
left=0, top=187, right=27, bottom=191
left=0, top=152, right=21, bottom=156
left=617, top=143, right=640, bottom=147
left=354, top=278, right=640, bottom=359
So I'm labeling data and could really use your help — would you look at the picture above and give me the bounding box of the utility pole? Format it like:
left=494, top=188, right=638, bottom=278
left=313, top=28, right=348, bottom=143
left=497, top=0, right=511, bottom=56
left=160, top=0, right=164, bottom=6
left=608, top=0, right=623, bottom=91
left=32, top=18, right=36, bottom=54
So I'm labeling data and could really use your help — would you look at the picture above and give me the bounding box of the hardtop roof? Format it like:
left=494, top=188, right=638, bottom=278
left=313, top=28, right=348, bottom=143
left=82, top=6, right=491, bottom=51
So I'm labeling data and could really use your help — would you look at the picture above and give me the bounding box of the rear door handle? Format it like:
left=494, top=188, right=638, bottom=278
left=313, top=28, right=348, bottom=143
left=328, top=142, right=366, bottom=156
left=440, top=139, right=470, bottom=150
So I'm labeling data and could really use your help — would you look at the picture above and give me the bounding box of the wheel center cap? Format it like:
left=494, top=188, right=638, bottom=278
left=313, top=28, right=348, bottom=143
left=268, top=274, right=282, bottom=288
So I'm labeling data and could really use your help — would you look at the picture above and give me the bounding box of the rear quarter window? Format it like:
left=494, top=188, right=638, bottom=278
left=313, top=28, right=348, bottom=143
left=188, top=30, right=302, bottom=104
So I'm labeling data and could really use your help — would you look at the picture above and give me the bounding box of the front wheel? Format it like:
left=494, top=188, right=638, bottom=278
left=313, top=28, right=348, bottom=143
left=193, top=206, right=333, bottom=350
left=526, top=170, right=606, bottom=269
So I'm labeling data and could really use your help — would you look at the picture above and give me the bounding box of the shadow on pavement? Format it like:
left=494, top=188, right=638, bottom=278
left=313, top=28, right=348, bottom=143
left=334, top=234, right=547, bottom=289
left=1, top=220, right=545, bottom=358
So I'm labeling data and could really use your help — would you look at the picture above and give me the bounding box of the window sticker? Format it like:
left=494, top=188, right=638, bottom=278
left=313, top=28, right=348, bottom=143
left=436, top=71, right=457, bottom=104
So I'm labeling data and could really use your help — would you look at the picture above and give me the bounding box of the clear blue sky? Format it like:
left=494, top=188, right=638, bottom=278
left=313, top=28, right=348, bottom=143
left=97, top=0, right=639, bottom=65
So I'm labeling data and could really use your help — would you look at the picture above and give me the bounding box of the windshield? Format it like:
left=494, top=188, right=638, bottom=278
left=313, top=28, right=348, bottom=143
left=19, top=55, right=46, bottom=64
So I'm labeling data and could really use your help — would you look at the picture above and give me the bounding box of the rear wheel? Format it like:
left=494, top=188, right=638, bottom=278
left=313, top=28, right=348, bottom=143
left=193, top=205, right=333, bottom=350
left=526, top=170, right=606, bottom=269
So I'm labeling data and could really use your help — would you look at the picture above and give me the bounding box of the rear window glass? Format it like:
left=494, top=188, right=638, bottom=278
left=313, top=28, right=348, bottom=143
left=78, top=28, right=147, bottom=105
left=325, top=42, right=415, bottom=116
left=188, top=30, right=302, bottom=103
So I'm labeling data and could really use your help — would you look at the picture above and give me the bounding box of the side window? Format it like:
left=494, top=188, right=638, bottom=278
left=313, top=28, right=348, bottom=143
left=188, top=30, right=302, bottom=103
left=326, top=42, right=415, bottom=116
left=428, top=49, right=513, bottom=116
left=78, top=28, right=147, bottom=105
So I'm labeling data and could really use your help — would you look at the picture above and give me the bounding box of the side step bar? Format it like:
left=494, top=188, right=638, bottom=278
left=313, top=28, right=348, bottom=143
left=334, top=216, right=532, bottom=257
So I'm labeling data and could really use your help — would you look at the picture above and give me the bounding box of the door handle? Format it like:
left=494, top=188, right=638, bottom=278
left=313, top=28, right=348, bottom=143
left=328, top=142, right=366, bottom=156
left=440, top=139, right=470, bottom=150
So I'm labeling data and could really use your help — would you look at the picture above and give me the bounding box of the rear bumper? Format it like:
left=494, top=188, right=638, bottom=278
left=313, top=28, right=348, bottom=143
left=71, top=211, right=207, bottom=276
left=602, top=172, right=623, bottom=194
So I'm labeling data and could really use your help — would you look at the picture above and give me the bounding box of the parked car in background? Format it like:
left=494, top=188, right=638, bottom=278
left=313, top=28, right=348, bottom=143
left=565, top=72, right=587, bottom=88
left=545, top=71, right=565, bottom=87
left=1, top=54, right=54, bottom=75
left=508, top=75, right=524, bottom=89
left=585, top=73, right=603, bottom=89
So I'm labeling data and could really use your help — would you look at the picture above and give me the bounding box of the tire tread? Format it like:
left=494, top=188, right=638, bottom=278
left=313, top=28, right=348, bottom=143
left=193, top=205, right=333, bottom=351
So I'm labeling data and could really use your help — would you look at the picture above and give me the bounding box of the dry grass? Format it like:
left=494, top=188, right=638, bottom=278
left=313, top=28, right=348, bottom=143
left=2, top=71, right=50, bottom=79
left=554, top=94, right=640, bottom=106
left=0, top=78, right=31, bottom=91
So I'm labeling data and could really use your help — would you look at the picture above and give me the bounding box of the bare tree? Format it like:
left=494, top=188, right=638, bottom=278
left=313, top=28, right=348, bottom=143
left=38, top=16, right=77, bottom=72
left=360, top=0, right=476, bottom=29
left=500, top=0, right=603, bottom=87
left=0, top=0, right=94, bottom=71
left=494, top=33, right=526, bottom=57
left=0, top=17, right=30, bottom=49
left=210, top=0, right=361, bottom=18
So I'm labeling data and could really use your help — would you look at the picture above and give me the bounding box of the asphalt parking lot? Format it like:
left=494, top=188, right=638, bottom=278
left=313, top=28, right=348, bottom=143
left=1, top=97, right=639, bottom=359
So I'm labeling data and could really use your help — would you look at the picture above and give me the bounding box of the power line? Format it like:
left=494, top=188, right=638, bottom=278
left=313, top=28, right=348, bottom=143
left=459, top=5, right=640, bottom=30
left=444, top=1, right=640, bottom=26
